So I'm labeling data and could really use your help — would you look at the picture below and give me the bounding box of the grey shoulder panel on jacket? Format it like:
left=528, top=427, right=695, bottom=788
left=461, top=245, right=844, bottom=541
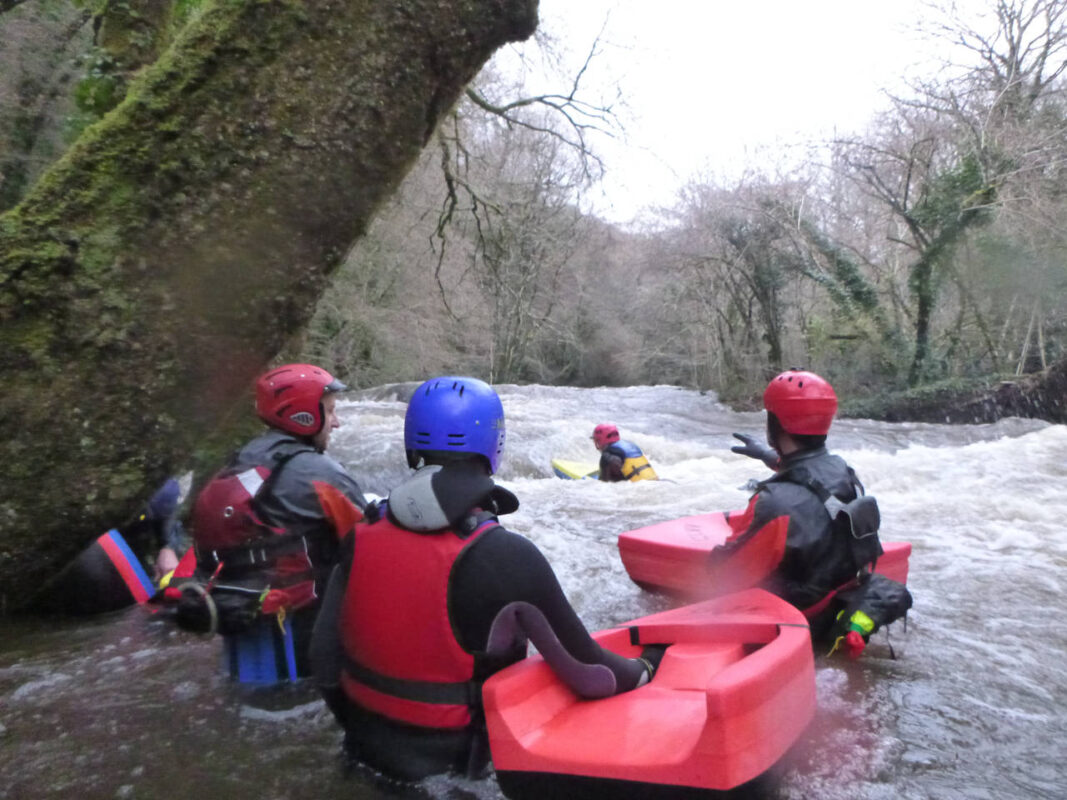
left=388, top=462, right=518, bottom=532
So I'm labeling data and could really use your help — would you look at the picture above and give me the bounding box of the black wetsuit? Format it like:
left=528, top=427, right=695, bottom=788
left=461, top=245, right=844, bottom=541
left=311, top=460, right=647, bottom=781
left=599, top=446, right=626, bottom=482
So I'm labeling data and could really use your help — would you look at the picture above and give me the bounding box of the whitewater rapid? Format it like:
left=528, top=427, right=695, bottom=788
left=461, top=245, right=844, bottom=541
left=1, top=383, right=1062, bottom=800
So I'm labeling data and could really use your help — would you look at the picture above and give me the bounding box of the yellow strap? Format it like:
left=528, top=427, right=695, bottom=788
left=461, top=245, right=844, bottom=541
left=276, top=607, right=287, bottom=635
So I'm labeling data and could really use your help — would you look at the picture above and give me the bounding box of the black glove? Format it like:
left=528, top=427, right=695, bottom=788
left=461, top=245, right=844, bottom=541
left=635, top=644, right=668, bottom=683
left=731, top=433, right=779, bottom=470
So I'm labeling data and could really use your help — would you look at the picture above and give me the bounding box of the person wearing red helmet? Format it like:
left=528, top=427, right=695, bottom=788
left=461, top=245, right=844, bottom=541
left=179, top=363, right=367, bottom=677
left=729, top=369, right=881, bottom=630
left=591, top=423, right=658, bottom=482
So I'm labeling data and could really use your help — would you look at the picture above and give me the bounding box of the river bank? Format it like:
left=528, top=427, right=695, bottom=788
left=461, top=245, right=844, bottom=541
left=841, top=361, right=1067, bottom=425
left=721, top=361, right=1066, bottom=425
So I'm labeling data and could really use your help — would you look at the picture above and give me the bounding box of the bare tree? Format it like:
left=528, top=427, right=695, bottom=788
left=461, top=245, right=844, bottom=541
left=431, top=25, right=621, bottom=297
left=850, top=0, right=1067, bottom=382
left=922, top=0, right=1067, bottom=120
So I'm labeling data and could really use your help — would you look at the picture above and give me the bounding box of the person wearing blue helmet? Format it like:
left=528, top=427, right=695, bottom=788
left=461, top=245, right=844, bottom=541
left=310, top=376, right=662, bottom=781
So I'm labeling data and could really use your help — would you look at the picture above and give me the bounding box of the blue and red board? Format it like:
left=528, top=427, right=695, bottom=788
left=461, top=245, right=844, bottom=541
left=29, top=529, right=156, bottom=615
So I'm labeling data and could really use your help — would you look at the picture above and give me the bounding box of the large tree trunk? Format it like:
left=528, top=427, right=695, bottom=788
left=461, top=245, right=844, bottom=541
left=0, top=0, right=538, bottom=609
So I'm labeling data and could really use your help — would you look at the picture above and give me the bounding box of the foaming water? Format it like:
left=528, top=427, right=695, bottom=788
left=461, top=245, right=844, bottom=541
left=1, top=385, right=1063, bottom=800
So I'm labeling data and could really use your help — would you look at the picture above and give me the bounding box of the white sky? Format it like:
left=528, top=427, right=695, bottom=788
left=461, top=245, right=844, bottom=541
left=497, top=0, right=991, bottom=226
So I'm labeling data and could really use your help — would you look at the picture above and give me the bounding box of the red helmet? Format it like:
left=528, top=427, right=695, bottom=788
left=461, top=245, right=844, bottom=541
left=763, top=369, right=837, bottom=435
left=591, top=423, right=620, bottom=448
left=255, top=363, right=346, bottom=436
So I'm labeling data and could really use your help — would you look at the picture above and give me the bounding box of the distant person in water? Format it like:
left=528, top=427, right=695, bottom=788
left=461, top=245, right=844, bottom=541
left=729, top=368, right=909, bottom=654
left=310, top=377, right=663, bottom=781
left=591, top=423, right=658, bottom=482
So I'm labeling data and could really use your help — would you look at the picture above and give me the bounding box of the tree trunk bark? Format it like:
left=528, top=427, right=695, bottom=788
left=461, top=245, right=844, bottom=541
left=0, top=0, right=538, bottom=608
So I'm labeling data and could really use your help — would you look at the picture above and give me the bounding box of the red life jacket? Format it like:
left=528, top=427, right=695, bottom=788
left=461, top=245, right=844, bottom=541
left=189, top=449, right=321, bottom=611
left=338, top=514, right=498, bottom=730
left=192, top=464, right=282, bottom=551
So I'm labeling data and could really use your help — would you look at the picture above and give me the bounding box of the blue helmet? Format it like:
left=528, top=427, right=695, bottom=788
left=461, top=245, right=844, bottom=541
left=404, top=376, right=506, bottom=474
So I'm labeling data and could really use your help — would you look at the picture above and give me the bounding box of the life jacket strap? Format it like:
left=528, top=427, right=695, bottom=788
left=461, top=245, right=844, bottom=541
left=195, top=532, right=312, bottom=572
left=761, top=463, right=883, bottom=575
left=622, top=462, right=654, bottom=480
left=341, top=653, right=477, bottom=708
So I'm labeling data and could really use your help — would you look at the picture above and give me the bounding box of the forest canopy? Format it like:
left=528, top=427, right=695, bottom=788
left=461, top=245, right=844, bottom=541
left=294, top=0, right=1067, bottom=409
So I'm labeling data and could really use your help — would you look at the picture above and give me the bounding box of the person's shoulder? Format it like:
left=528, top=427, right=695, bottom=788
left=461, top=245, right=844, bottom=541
left=758, top=476, right=818, bottom=509
left=232, top=429, right=284, bottom=464
left=806, top=449, right=856, bottom=482
left=311, top=452, right=352, bottom=475
left=243, top=428, right=305, bottom=453
left=816, top=448, right=849, bottom=467
left=473, top=524, right=546, bottom=561
left=286, top=449, right=357, bottom=486
left=250, top=434, right=350, bottom=485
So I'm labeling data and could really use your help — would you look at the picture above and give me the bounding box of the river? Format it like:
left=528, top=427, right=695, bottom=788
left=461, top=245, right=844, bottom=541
left=2, top=383, right=1064, bottom=800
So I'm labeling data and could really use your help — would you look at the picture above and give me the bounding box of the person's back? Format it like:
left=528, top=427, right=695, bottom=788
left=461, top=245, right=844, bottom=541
left=743, top=445, right=860, bottom=610
left=227, top=427, right=363, bottom=561
left=312, top=377, right=659, bottom=781
left=730, top=369, right=911, bottom=655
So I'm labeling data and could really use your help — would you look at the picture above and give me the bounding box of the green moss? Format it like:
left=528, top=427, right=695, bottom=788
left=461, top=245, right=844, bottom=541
left=74, top=52, right=127, bottom=118
left=2, top=0, right=541, bottom=608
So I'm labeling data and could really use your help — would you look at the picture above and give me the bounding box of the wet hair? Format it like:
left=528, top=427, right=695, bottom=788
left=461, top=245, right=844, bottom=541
left=766, top=412, right=827, bottom=452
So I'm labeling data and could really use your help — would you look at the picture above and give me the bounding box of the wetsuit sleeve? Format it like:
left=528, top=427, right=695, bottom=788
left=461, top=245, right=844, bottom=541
left=598, top=450, right=624, bottom=482
left=309, top=536, right=355, bottom=723
left=450, top=527, right=647, bottom=694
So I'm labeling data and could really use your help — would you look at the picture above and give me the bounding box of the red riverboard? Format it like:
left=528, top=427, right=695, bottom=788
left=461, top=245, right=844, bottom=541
left=618, top=511, right=911, bottom=601
left=484, top=589, right=816, bottom=798
left=618, top=511, right=787, bottom=599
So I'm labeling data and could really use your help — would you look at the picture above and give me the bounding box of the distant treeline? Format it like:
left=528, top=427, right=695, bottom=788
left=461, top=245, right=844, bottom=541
left=298, top=1, right=1067, bottom=412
